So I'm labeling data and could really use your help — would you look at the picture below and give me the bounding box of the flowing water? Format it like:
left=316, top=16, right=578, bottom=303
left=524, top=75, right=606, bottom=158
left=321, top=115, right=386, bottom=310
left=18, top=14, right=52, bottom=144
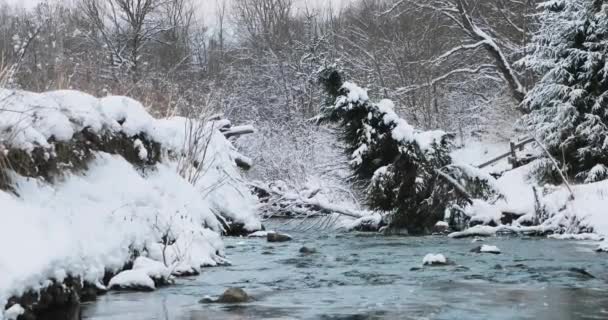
left=80, top=226, right=608, bottom=320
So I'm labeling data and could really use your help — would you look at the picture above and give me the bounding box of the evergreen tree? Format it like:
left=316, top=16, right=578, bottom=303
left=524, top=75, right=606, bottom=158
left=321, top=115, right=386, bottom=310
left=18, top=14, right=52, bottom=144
left=319, top=68, right=474, bottom=234
left=522, top=0, right=608, bottom=183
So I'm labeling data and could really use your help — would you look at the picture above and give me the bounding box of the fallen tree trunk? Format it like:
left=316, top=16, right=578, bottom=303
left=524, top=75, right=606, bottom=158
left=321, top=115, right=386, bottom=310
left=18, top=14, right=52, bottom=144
left=250, top=182, right=369, bottom=219
left=222, top=125, right=255, bottom=139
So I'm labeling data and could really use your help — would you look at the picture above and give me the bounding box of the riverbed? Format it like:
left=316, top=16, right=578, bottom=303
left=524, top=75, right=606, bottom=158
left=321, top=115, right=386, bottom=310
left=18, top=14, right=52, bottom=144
left=81, top=228, right=608, bottom=320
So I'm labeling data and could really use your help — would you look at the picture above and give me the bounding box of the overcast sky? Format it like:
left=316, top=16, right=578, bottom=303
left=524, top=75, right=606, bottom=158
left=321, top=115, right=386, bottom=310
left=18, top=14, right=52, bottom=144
left=4, top=0, right=347, bottom=19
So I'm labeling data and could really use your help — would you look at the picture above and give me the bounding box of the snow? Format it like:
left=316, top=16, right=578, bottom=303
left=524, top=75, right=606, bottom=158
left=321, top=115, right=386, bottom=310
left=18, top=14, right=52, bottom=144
left=3, top=304, right=24, bottom=320
left=108, top=270, right=155, bottom=291
left=448, top=225, right=499, bottom=238
left=248, top=231, right=272, bottom=238
left=415, top=130, right=447, bottom=151
left=449, top=140, right=608, bottom=238
left=340, top=212, right=383, bottom=231
left=132, top=257, right=171, bottom=281
left=153, top=117, right=261, bottom=231
left=548, top=233, right=604, bottom=241
left=422, top=254, right=447, bottom=265
left=133, top=139, right=148, bottom=160
left=341, top=82, right=369, bottom=103
left=0, top=89, right=259, bottom=318
left=435, top=221, right=449, bottom=228
left=464, top=199, right=503, bottom=226
left=335, top=83, right=446, bottom=153
left=480, top=245, right=501, bottom=254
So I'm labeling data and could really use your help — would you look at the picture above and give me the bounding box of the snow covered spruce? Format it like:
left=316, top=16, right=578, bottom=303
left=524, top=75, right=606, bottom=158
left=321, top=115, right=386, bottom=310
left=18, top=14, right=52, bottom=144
left=317, top=67, right=608, bottom=244
left=0, top=89, right=261, bottom=319
left=318, top=68, right=498, bottom=234
left=522, top=0, right=608, bottom=184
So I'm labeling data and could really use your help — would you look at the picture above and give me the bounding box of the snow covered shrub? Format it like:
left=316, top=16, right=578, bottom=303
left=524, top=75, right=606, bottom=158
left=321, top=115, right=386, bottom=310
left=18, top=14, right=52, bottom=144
left=318, top=68, right=474, bottom=234
left=522, top=0, right=608, bottom=183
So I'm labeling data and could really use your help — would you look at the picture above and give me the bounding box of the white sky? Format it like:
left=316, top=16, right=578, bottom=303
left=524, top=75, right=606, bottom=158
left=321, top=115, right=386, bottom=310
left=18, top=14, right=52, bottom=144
left=4, top=0, right=347, bottom=18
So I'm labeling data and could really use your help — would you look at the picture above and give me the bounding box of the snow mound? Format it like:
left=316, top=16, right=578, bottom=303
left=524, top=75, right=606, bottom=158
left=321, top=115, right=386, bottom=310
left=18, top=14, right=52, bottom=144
left=422, top=254, right=447, bottom=265
left=108, top=270, right=156, bottom=291
left=132, top=257, right=172, bottom=282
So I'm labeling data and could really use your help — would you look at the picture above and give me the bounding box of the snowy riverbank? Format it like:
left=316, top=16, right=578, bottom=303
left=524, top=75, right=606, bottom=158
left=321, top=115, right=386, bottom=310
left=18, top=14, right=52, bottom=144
left=0, top=89, right=260, bottom=319
left=450, top=140, right=608, bottom=250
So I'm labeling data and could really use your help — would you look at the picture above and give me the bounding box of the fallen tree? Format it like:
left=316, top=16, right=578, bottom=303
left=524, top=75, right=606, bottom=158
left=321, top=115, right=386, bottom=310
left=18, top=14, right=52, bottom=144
left=317, top=67, right=498, bottom=234
left=251, top=181, right=369, bottom=219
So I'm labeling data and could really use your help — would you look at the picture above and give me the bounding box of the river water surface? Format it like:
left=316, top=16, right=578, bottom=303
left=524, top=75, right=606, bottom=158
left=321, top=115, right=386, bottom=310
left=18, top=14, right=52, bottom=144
left=81, top=227, right=608, bottom=320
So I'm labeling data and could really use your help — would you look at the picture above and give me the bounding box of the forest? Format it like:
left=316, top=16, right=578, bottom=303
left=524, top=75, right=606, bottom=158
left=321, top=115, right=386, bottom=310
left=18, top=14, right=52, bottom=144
left=0, top=0, right=607, bottom=319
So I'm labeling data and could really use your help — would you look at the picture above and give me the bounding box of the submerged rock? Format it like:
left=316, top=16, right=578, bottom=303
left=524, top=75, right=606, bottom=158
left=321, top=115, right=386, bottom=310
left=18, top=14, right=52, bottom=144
left=267, top=232, right=292, bottom=242
left=299, top=246, right=317, bottom=255
left=218, top=288, right=249, bottom=303
left=200, top=288, right=250, bottom=304
left=568, top=268, right=595, bottom=279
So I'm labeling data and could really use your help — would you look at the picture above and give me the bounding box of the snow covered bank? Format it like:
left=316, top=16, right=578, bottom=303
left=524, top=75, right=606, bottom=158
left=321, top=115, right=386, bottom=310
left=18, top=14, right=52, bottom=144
left=451, top=140, right=608, bottom=242
left=0, top=89, right=260, bottom=319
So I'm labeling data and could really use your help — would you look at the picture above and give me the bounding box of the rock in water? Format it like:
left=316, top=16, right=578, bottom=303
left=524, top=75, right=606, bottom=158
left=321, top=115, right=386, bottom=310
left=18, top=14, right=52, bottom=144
left=267, top=232, right=292, bottom=242
left=569, top=268, right=595, bottom=279
left=470, top=245, right=501, bottom=254
left=217, top=288, right=249, bottom=303
left=422, top=253, right=448, bottom=266
left=299, top=246, right=317, bottom=254
left=432, top=221, right=450, bottom=234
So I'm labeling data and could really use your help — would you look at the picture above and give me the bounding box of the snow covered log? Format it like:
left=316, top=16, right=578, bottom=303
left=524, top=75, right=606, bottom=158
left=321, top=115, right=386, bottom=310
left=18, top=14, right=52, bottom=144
left=222, top=125, right=256, bottom=139
left=251, top=182, right=370, bottom=220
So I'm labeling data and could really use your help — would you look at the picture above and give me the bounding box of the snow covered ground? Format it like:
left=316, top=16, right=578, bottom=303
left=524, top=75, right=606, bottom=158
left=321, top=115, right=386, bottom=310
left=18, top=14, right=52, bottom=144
left=0, top=89, right=260, bottom=318
left=451, top=139, right=608, bottom=246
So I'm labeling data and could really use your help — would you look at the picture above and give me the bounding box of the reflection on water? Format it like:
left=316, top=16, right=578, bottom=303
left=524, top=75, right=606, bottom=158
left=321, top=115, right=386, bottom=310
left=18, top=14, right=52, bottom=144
left=81, top=225, right=608, bottom=320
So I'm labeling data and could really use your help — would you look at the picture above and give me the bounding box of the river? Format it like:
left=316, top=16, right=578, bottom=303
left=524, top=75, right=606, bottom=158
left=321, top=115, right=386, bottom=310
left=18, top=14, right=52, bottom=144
left=80, top=226, right=608, bottom=320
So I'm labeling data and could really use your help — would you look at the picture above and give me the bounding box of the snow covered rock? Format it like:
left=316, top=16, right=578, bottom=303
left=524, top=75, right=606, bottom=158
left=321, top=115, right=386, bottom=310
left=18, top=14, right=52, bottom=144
left=108, top=270, right=156, bottom=292
left=247, top=230, right=272, bottom=238
left=449, top=225, right=498, bottom=238
left=4, top=304, right=24, bottom=320
left=422, top=254, right=448, bottom=266
left=597, top=241, right=608, bottom=253
left=132, top=257, right=172, bottom=285
left=432, top=221, right=450, bottom=234
left=342, top=213, right=384, bottom=232
left=471, top=245, right=501, bottom=254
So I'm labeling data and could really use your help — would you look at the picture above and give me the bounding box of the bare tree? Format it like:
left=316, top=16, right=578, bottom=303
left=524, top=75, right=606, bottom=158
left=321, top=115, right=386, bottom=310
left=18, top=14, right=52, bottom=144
left=384, top=0, right=536, bottom=108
